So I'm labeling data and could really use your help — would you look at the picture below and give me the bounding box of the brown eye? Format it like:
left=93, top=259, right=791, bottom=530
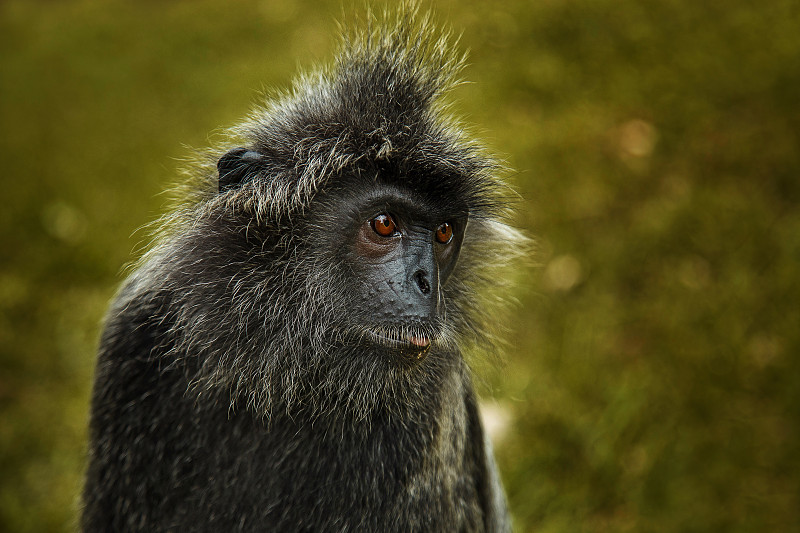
left=435, top=222, right=453, bottom=244
left=371, top=213, right=396, bottom=237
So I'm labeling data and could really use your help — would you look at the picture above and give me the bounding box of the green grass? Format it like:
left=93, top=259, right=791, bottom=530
left=1, top=0, right=798, bottom=531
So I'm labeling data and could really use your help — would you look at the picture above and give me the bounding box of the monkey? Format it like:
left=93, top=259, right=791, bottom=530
left=82, top=6, right=524, bottom=532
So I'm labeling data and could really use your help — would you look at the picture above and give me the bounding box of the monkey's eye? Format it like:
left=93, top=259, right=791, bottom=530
left=435, top=222, right=453, bottom=244
left=371, top=213, right=397, bottom=237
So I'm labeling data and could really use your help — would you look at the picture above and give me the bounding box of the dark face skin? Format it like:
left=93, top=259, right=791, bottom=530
left=313, top=177, right=467, bottom=362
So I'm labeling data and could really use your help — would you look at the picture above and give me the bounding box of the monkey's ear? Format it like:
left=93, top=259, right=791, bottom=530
left=217, top=148, right=264, bottom=193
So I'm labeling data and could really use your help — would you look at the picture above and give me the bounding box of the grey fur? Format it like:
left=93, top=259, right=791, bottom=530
left=82, top=5, right=524, bottom=532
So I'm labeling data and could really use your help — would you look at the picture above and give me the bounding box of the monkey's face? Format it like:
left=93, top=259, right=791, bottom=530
left=312, top=175, right=467, bottom=364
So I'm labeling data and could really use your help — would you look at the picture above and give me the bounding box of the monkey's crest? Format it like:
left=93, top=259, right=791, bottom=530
left=138, top=5, right=526, bottom=419
left=221, top=5, right=502, bottom=220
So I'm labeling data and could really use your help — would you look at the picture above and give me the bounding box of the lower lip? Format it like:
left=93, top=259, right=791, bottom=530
left=367, top=331, right=432, bottom=353
left=409, top=335, right=431, bottom=349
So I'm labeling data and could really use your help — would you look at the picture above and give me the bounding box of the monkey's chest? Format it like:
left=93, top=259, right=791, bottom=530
left=184, top=408, right=485, bottom=531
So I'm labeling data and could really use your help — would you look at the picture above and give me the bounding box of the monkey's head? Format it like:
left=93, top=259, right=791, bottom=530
left=306, top=170, right=468, bottom=364
left=144, top=9, right=525, bottom=420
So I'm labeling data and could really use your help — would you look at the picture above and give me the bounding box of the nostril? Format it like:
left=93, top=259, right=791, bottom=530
left=414, top=270, right=431, bottom=295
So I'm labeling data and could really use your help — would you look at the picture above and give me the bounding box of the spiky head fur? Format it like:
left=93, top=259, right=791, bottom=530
left=128, top=6, right=525, bottom=421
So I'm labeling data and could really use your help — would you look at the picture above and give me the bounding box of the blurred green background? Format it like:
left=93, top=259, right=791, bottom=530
left=1, top=0, right=799, bottom=531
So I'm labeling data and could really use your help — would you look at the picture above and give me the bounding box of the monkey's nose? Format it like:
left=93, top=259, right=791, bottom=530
left=413, top=270, right=431, bottom=295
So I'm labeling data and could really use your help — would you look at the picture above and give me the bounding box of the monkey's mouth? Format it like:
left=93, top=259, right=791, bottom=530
left=364, top=329, right=433, bottom=362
